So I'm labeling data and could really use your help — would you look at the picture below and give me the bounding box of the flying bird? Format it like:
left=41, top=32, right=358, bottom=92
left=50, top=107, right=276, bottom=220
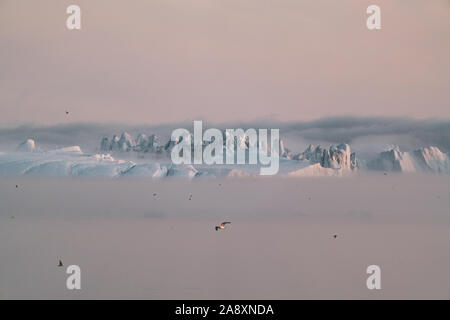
left=65, top=111, right=69, bottom=115
left=58, top=260, right=63, bottom=267
left=333, top=235, right=338, bottom=239
left=153, top=193, right=157, bottom=197
left=215, top=222, right=231, bottom=231
left=15, top=185, right=18, bottom=188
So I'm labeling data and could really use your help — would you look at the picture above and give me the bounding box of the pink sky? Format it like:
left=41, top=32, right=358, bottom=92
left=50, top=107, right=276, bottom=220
left=1, top=0, right=449, bottom=124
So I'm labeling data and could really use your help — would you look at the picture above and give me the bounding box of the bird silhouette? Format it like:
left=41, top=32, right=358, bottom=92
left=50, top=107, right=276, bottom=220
left=333, top=235, right=337, bottom=239
left=58, top=260, right=63, bottom=267
left=15, top=185, right=18, bottom=188
left=65, top=111, right=69, bottom=115
left=153, top=193, right=157, bottom=197
left=215, top=222, right=231, bottom=231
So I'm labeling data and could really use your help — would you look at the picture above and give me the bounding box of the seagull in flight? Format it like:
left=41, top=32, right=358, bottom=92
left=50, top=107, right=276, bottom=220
left=215, top=222, right=231, bottom=231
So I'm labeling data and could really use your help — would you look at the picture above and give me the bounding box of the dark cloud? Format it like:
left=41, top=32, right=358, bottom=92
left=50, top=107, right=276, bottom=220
left=219, top=116, right=450, bottom=152
left=278, top=117, right=450, bottom=151
left=1, top=117, right=449, bottom=153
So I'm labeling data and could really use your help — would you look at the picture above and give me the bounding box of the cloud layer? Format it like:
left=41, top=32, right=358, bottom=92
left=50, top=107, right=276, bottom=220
left=1, top=117, right=449, bottom=154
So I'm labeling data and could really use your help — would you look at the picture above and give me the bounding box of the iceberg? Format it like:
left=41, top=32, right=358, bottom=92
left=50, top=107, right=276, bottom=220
left=293, top=144, right=357, bottom=171
left=17, top=139, right=36, bottom=152
left=368, top=146, right=450, bottom=173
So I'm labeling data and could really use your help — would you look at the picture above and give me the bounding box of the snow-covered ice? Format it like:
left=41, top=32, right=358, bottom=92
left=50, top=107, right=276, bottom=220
left=0, top=135, right=449, bottom=178
left=368, top=146, right=450, bottom=173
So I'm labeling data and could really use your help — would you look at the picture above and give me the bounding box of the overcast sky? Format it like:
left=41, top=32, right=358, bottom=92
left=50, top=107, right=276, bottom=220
left=1, top=0, right=449, bottom=124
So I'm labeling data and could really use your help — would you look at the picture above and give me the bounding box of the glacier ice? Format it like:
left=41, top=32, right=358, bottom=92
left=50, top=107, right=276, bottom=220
left=17, top=139, right=36, bottom=152
left=293, top=144, right=357, bottom=171
left=368, top=146, right=450, bottom=173
left=2, top=134, right=449, bottom=178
